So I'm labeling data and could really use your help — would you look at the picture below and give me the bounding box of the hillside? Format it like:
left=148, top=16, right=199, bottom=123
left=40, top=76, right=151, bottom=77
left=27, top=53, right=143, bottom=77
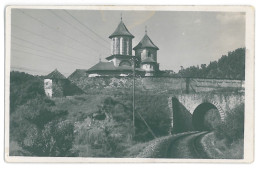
left=172, top=48, right=245, bottom=80
left=9, top=71, right=172, bottom=157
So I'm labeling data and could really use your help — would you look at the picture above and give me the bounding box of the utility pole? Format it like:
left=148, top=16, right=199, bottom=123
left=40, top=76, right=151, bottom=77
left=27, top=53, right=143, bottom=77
left=132, top=56, right=135, bottom=137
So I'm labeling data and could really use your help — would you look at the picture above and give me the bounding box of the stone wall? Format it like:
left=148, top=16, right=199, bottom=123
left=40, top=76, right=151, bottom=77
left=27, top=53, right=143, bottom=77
left=68, top=75, right=244, bottom=95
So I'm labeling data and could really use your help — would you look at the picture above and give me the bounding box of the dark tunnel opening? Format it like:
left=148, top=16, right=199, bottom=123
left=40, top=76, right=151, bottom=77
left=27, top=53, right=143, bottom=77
left=192, top=103, right=221, bottom=131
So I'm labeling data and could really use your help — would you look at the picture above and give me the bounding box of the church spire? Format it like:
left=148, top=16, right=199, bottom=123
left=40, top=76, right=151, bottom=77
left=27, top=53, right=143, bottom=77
left=120, top=12, right=122, bottom=21
left=145, top=26, right=147, bottom=34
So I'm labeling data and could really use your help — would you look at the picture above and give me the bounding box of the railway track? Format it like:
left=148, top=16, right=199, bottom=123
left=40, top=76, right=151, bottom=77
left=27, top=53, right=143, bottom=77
left=166, top=131, right=209, bottom=159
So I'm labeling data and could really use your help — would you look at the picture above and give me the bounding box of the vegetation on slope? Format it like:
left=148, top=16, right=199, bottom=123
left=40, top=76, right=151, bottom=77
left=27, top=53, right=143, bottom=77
left=215, top=103, right=244, bottom=144
left=165, top=48, right=245, bottom=80
left=53, top=94, right=171, bottom=157
left=10, top=97, right=75, bottom=156
left=9, top=72, right=75, bottom=156
left=9, top=71, right=172, bottom=157
left=10, top=71, right=45, bottom=113
left=200, top=104, right=244, bottom=159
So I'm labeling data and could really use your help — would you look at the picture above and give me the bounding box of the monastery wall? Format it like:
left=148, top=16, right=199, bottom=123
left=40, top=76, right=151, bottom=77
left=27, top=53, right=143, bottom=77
left=68, top=75, right=244, bottom=95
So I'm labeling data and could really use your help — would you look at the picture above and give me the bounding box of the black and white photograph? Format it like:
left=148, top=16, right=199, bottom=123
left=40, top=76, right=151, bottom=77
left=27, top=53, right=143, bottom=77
left=4, top=6, right=254, bottom=162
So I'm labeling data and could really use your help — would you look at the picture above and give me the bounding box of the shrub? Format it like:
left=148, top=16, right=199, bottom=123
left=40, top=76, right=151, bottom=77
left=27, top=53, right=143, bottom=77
left=10, top=71, right=45, bottom=113
left=10, top=97, right=76, bottom=157
left=133, top=95, right=171, bottom=142
left=215, top=104, right=244, bottom=144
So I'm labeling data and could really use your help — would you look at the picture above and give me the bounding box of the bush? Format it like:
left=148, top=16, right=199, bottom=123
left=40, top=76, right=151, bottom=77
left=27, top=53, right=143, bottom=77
left=10, top=97, right=76, bottom=157
left=215, top=104, right=244, bottom=144
left=133, top=95, right=171, bottom=142
left=73, top=97, right=133, bottom=157
left=10, top=71, right=45, bottom=113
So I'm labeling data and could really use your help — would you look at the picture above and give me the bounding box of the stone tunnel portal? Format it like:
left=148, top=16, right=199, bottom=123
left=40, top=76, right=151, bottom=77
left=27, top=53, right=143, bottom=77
left=192, top=102, right=221, bottom=131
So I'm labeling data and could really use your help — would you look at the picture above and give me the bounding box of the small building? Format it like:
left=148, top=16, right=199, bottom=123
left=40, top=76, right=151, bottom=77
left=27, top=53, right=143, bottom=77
left=44, top=69, right=84, bottom=97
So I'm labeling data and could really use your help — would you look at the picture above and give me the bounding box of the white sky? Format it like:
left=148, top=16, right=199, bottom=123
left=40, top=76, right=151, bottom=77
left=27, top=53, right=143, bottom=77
left=10, top=9, right=245, bottom=76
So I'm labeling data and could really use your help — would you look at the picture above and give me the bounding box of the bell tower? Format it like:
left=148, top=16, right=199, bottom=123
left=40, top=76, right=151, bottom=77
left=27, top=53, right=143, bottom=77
left=106, top=16, right=135, bottom=67
left=133, top=27, right=160, bottom=76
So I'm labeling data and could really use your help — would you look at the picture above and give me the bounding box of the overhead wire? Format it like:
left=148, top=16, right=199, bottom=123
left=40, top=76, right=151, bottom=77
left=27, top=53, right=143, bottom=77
left=12, top=24, right=97, bottom=57
left=12, top=48, right=89, bottom=67
left=12, top=35, right=91, bottom=61
left=64, top=10, right=110, bottom=45
left=12, top=40, right=89, bottom=64
left=17, top=9, right=102, bottom=54
left=49, top=10, right=110, bottom=51
left=11, top=9, right=115, bottom=75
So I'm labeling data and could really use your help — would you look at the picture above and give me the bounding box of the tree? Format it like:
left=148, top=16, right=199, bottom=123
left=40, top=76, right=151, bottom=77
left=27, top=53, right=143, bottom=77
left=175, top=48, right=245, bottom=80
left=10, top=71, right=45, bottom=113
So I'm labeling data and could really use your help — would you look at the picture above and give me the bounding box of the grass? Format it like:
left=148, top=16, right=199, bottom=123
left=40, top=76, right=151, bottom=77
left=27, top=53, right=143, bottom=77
left=52, top=94, right=107, bottom=119
left=200, top=132, right=244, bottom=159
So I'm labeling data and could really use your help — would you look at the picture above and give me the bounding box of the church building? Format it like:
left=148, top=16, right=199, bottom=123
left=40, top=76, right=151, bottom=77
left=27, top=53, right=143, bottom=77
left=87, top=17, right=161, bottom=77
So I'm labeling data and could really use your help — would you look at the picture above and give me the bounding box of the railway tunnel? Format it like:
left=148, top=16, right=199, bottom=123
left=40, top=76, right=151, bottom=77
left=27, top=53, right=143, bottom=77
left=171, top=97, right=222, bottom=133
left=192, top=102, right=221, bottom=131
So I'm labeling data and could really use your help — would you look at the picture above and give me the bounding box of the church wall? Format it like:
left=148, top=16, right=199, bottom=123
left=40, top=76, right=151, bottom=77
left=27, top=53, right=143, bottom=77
left=111, top=38, right=114, bottom=55
left=111, top=58, right=122, bottom=67
left=126, top=38, right=129, bottom=55
left=114, top=37, right=120, bottom=54
left=135, top=48, right=157, bottom=61
left=129, top=39, right=132, bottom=55
left=142, top=64, right=154, bottom=71
left=112, top=36, right=133, bottom=56
left=120, top=37, right=124, bottom=55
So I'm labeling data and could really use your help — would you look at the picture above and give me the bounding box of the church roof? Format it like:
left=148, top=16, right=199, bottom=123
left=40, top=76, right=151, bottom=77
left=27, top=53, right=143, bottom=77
left=88, top=62, right=116, bottom=71
left=141, top=57, right=156, bottom=64
left=109, top=21, right=134, bottom=39
left=133, top=34, right=159, bottom=50
left=87, top=61, right=145, bottom=72
left=45, top=69, right=66, bottom=79
left=68, top=69, right=88, bottom=80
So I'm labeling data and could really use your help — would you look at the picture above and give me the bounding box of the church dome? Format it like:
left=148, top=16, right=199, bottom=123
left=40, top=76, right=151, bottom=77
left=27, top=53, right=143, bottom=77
left=109, top=21, right=134, bottom=39
left=133, top=34, right=159, bottom=50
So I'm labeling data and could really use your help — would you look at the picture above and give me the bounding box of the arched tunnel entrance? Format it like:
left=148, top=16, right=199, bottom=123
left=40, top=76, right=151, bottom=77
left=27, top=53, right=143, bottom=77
left=192, top=103, right=221, bottom=131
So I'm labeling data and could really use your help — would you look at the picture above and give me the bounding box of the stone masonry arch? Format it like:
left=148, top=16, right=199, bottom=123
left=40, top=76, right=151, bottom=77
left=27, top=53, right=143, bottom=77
left=168, top=93, right=243, bottom=133
left=192, top=102, right=221, bottom=131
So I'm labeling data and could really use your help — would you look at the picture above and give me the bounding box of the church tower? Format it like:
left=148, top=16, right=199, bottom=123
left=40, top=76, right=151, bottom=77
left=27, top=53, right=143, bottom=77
left=106, top=17, right=135, bottom=67
left=133, top=27, right=159, bottom=76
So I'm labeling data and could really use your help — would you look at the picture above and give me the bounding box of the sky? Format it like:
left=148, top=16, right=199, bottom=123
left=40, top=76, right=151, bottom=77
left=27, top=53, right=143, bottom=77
left=10, top=9, right=245, bottom=77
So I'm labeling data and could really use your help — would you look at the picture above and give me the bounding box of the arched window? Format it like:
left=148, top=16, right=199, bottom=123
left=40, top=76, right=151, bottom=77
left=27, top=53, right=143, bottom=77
left=119, top=60, right=132, bottom=67
left=148, top=51, right=151, bottom=57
